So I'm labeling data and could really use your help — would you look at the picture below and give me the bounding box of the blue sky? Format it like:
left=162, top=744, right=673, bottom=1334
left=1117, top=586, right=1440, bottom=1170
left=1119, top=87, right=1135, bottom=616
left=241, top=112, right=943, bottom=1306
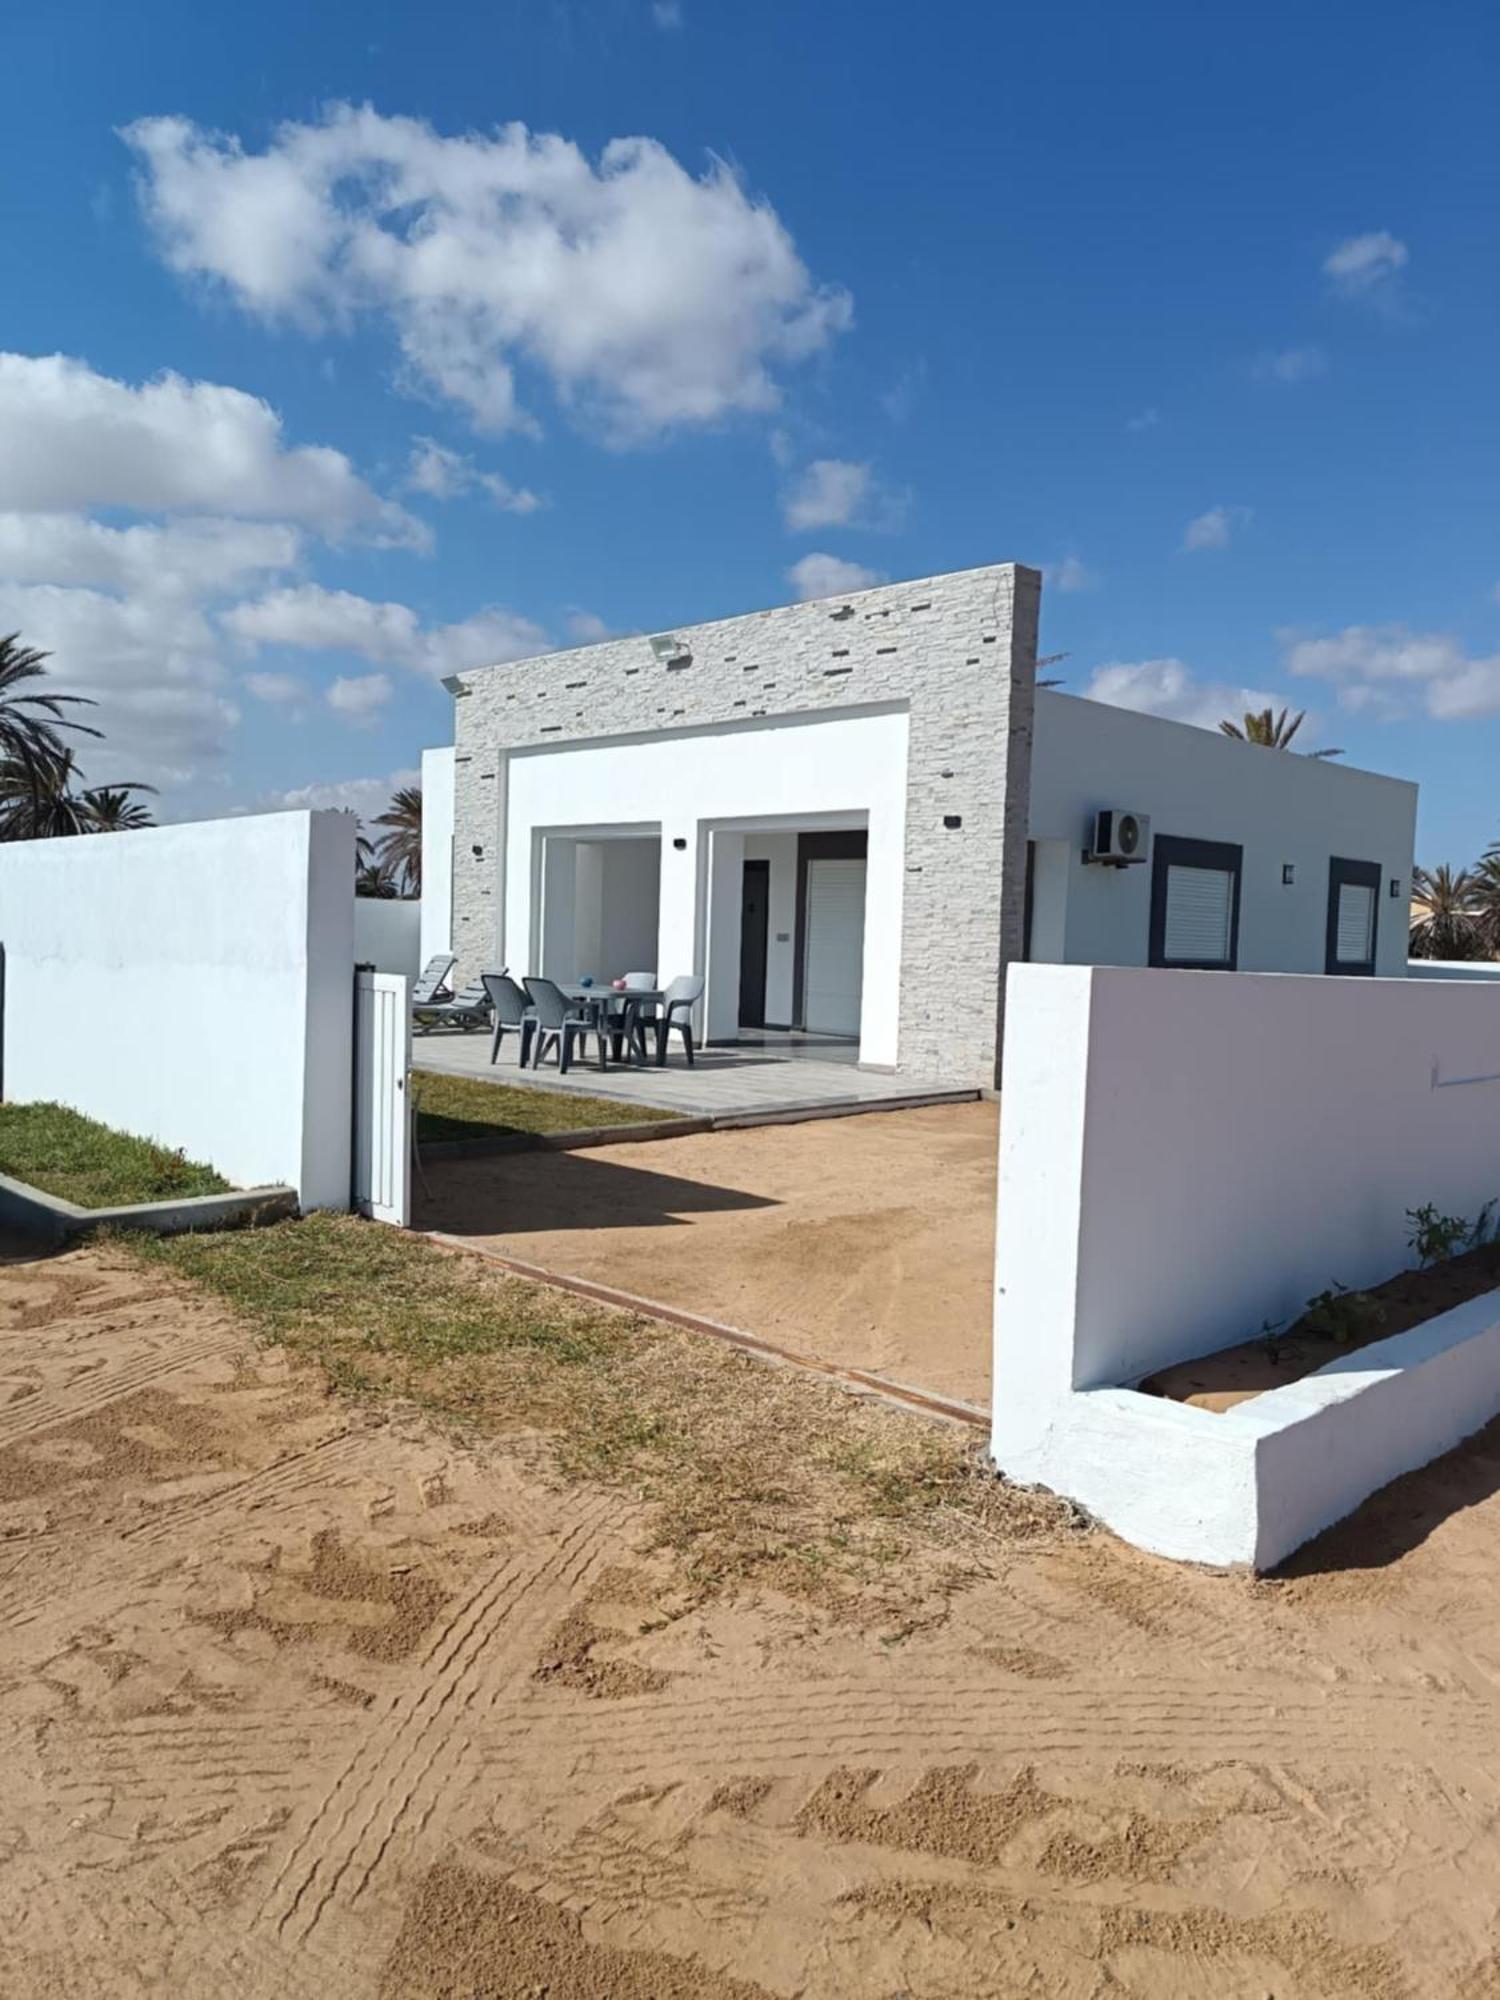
left=2, top=0, right=1497, bottom=862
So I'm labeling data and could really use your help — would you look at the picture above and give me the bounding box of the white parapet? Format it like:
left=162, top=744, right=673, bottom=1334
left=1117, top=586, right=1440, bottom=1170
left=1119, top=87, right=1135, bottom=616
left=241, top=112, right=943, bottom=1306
left=993, top=963, right=1500, bottom=1568
left=0, top=810, right=355, bottom=1209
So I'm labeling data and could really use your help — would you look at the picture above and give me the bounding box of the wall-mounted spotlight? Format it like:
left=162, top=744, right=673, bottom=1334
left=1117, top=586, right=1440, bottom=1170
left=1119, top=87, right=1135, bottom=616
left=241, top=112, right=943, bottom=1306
left=441, top=675, right=472, bottom=697
left=649, top=633, right=692, bottom=665
left=471, top=844, right=484, bottom=858
left=943, top=814, right=963, bottom=830
left=672, top=836, right=688, bottom=851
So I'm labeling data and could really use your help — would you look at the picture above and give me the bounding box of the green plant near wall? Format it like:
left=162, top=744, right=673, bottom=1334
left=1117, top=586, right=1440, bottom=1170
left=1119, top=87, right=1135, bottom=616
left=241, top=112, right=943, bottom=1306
left=1406, top=1200, right=1499, bottom=1268
left=1301, top=1283, right=1386, bottom=1345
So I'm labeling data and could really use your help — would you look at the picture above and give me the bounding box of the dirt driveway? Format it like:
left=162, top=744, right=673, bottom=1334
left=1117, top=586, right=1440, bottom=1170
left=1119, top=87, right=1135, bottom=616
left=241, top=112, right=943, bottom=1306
left=10, top=1229, right=1500, bottom=1994
left=420, top=1100, right=999, bottom=1409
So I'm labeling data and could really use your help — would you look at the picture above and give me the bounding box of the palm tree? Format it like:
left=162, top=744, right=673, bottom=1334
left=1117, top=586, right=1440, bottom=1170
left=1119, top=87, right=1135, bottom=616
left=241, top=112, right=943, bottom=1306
left=82, top=784, right=157, bottom=832
left=373, top=785, right=422, bottom=895
left=1410, top=864, right=1486, bottom=960
left=1218, top=706, right=1342, bottom=759
left=1469, top=847, right=1500, bottom=957
left=0, top=749, right=95, bottom=838
left=0, top=634, right=99, bottom=824
left=356, top=850, right=402, bottom=898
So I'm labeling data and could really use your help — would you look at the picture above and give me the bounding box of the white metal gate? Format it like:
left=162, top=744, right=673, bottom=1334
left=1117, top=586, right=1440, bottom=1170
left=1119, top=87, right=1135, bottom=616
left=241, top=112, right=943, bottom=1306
left=353, top=969, right=411, bottom=1226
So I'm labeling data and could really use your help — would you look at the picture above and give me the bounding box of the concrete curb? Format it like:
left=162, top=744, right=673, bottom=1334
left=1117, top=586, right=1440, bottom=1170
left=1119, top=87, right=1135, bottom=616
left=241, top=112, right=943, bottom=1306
left=419, top=1116, right=711, bottom=1162
left=423, top=1230, right=990, bottom=1431
left=0, top=1170, right=298, bottom=1247
left=414, top=1089, right=982, bottom=1162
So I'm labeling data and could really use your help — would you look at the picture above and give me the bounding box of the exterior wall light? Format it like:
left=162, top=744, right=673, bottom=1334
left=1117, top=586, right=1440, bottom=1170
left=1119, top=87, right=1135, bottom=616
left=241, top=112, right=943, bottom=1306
left=672, top=836, right=688, bottom=851
left=1282, top=863, right=1295, bottom=886
left=943, top=815, right=963, bottom=830
left=1390, top=877, right=1402, bottom=898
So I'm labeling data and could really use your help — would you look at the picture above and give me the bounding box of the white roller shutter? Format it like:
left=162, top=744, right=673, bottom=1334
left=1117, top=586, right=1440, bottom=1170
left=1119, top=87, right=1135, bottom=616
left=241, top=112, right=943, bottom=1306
left=1334, top=881, right=1376, bottom=965
left=803, top=858, right=866, bottom=1035
left=1162, top=864, right=1236, bottom=965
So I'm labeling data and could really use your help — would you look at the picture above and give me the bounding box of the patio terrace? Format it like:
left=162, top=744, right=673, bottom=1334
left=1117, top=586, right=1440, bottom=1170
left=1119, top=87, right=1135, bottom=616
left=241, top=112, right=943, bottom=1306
left=412, top=1026, right=977, bottom=1123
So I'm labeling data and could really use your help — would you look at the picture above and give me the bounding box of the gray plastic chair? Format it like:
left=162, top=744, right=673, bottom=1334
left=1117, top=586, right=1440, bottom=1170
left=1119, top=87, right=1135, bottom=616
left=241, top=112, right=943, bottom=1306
left=523, top=976, right=605, bottom=1074
left=614, top=970, right=659, bottom=1062
left=482, top=972, right=536, bottom=1066
left=411, top=953, right=457, bottom=1005
left=658, top=973, right=704, bottom=1066
left=412, top=979, right=491, bottom=1034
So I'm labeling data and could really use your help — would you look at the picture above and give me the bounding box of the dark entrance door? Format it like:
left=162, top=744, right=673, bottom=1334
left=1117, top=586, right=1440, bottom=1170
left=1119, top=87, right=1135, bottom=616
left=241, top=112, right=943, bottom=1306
left=738, top=859, right=770, bottom=1027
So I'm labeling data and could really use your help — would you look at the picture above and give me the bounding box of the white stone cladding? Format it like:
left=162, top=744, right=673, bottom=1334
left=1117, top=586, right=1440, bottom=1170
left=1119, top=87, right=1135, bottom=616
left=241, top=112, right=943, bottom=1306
left=449, top=560, right=1040, bottom=1086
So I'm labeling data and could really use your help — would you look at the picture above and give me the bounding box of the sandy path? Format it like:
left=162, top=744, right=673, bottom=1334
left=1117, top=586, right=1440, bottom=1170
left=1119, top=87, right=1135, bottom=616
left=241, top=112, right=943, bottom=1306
left=7, top=1233, right=1500, bottom=1994
left=419, top=1101, right=999, bottom=1408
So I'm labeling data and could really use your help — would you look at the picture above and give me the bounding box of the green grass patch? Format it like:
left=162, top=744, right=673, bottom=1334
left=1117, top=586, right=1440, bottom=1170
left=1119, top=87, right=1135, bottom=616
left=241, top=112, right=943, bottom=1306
left=130, top=1212, right=1077, bottom=1611
left=413, top=1069, right=682, bottom=1144
left=0, top=1101, right=229, bottom=1209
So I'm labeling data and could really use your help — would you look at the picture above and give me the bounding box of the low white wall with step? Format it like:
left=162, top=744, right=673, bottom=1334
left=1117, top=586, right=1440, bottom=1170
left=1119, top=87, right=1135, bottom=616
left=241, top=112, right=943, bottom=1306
left=0, top=810, right=354, bottom=1207
left=993, top=962, right=1500, bottom=1567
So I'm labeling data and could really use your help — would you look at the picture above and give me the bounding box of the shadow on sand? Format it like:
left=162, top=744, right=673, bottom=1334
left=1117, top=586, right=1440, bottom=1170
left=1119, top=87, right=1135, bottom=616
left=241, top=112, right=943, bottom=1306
left=414, top=1146, right=779, bottom=1239
left=1272, top=1413, right=1500, bottom=1578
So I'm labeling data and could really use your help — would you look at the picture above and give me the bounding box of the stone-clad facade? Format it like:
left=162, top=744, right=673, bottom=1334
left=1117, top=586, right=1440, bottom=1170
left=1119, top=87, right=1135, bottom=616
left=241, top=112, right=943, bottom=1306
left=448, top=561, right=1040, bottom=1086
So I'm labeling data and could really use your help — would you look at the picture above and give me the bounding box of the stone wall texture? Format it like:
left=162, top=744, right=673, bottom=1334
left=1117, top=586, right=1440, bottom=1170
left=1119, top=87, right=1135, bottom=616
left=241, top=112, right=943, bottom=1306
left=450, top=560, right=1040, bottom=1085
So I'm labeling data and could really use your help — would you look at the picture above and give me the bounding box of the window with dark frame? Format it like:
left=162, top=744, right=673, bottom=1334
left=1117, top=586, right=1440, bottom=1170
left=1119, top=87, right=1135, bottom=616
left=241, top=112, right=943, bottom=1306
left=1148, top=834, right=1243, bottom=970
left=1325, top=856, right=1381, bottom=975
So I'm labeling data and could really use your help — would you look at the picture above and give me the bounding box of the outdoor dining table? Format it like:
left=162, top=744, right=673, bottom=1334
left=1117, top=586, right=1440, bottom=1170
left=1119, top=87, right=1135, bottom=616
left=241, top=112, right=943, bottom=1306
left=560, top=985, right=670, bottom=1068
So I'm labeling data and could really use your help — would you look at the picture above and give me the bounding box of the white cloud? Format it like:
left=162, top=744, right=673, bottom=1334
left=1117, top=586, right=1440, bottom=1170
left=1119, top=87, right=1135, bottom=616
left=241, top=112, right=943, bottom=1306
left=651, top=0, right=683, bottom=25
left=1125, top=407, right=1159, bottom=433
left=123, top=107, right=852, bottom=442
left=1182, top=504, right=1249, bottom=553
left=1083, top=658, right=1285, bottom=732
left=565, top=609, right=615, bottom=645
left=0, top=353, right=422, bottom=545
left=405, top=437, right=472, bottom=500
left=1252, top=345, right=1327, bottom=384
left=1047, top=554, right=1098, bottom=594
left=1283, top=623, right=1500, bottom=721
left=326, top=672, right=393, bottom=726
left=405, top=436, right=542, bottom=513
left=243, top=670, right=304, bottom=704
left=0, top=579, right=238, bottom=786
left=0, top=512, right=299, bottom=595
left=262, top=765, right=419, bottom=824
left=783, top=458, right=871, bottom=532
left=1324, top=230, right=1409, bottom=296
left=222, top=582, right=549, bottom=678
left=880, top=361, right=926, bottom=425
left=786, top=552, right=884, bottom=602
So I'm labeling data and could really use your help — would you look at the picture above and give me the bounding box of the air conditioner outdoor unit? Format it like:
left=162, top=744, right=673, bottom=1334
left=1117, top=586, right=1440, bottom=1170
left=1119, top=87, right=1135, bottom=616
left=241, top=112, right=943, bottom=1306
left=1089, top=808, right=1151, bottom=866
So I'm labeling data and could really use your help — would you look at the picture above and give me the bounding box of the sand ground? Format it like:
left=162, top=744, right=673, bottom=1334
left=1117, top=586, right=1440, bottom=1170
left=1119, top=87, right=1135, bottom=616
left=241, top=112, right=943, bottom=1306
left=7, top=1233, right=1500, bottom=1996
left=419, top=1100, right=999, bottom=1408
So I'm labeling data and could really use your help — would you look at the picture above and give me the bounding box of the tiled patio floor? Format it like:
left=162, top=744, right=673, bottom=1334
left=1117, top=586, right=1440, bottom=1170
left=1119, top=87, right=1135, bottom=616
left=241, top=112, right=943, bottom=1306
left=411, top=1028, right=976, bottom=1121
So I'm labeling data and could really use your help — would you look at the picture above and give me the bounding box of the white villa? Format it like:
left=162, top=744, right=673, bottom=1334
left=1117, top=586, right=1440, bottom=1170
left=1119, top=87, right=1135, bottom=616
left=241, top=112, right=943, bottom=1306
left=418, top=561, right=1416, bottom=1090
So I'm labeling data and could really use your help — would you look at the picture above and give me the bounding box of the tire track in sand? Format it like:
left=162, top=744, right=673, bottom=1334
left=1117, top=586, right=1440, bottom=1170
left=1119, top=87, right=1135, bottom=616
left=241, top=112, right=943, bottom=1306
left=0, top=1325, right=238, bottom=1451
left=261, top=1489, right=618, bottom=1944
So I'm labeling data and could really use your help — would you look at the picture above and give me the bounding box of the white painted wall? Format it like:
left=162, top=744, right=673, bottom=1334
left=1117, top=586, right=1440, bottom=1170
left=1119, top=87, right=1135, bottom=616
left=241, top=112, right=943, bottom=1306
left=419, top=745, right=456, bottom=969
left=994, top=962, right=1500, bottom=1565
left=744, top=831, right=798, bottom=1024
left=501, top=708, right=909, bottom=1065
left=354, top=897, right=421, bottom=977
left=1028, top=692, right=1417, bottom=977
left=0, top=811, right=354, bottom=1207
left=1409, top=958, right=1500, bottom=980
left=536, top=835, right=660, bottom=984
